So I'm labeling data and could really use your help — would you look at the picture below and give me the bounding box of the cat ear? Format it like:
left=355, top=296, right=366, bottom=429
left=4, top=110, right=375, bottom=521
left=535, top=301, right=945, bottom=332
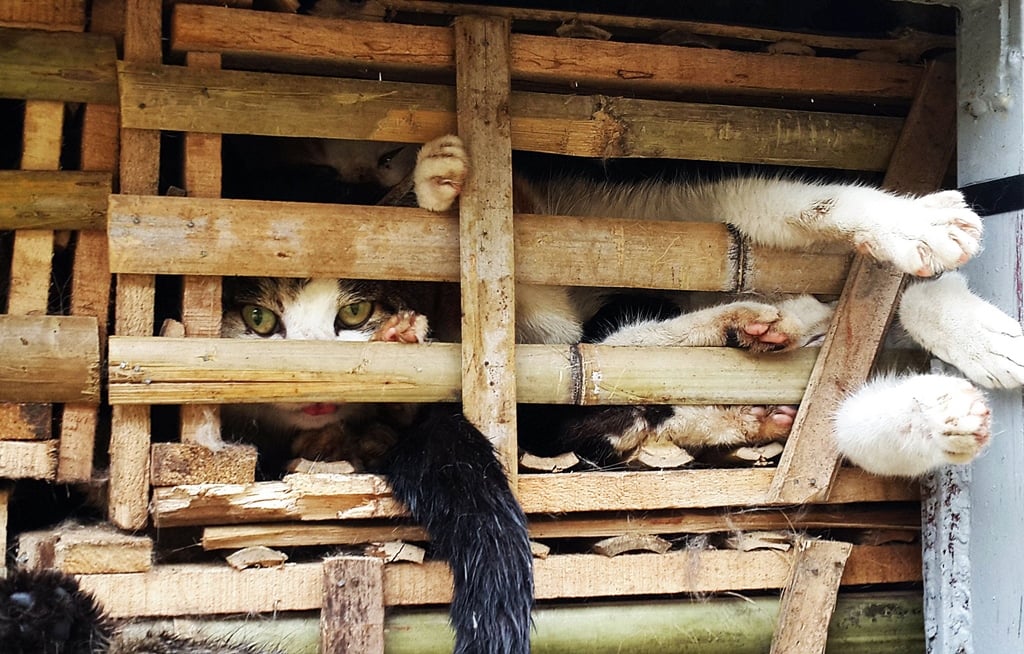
left=898, top=273, right=1024, bottom=389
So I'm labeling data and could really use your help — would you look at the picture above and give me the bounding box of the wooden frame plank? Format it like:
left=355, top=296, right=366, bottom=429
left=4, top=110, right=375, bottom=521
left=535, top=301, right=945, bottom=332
left=0, top=27, right=117, bottom=103
left=117, top=62, right=903, bottom=170
left=770, top=539, right=854, bottom=654
left=0, top=170, right=111, bottom=230
left=76, top=544, right=920, bottom=618
left=0, top=440, right=58, bottom=479
left=0, top=315, right=100, bottom=403
left=148, top=468, right=917, bottom=528
left=106, top=195, right=851, bottom=294
left=321, top=556, right=386, bottom=654
left=767, top=60, right=958, bottom=504
left=106, top=338, right=819, bottom=406
left=170, top=5, right=922, bottom=104
left=454, top=15, right=518, bottom=481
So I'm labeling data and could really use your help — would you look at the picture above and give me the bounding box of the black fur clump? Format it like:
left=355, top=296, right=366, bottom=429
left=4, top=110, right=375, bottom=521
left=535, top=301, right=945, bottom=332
left=385, top=406, right=534, bottom=654
left=0, top=568, right=113, bottom=654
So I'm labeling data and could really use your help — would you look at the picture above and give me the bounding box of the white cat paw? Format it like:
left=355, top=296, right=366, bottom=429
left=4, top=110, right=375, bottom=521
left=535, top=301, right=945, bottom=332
left=413, top=134, right=468, bottom=212
left=835, top=374, right=991, bottom=477
left=899, top=273, right=1024, bottom=389
left=372, top=310, right=429, bottom=343
left=856, top=190, right=982, bottom=277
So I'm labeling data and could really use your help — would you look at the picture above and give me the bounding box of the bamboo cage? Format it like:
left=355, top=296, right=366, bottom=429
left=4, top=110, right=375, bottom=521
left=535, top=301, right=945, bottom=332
left=0, top=0, right=963, bottom=651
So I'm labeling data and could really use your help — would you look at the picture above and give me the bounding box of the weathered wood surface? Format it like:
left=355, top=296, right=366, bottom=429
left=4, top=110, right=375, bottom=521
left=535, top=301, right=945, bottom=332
left=381, top=0, right=954, bottom=62
left=108, top=0, right=161, bottom=531
left=149, top=468, right=917, bottom=527
left=321, top=556, right=386, bottom=654
left=0, top=170, right=110, bottom=230
left=150, top=442, right=257, bottom=487
left=106, top=195, right=851, bottom=294
left=455, top=15, right=519, bottom=483
left=76, top=544, right=920, bottom=618
left=18, top=523, right=153, bottom=574
left=767, top=60, right=958, bottom=505
left=107, top=338, right=818, bottom=406
left=118, top=61, right=903, bottom=170
left=0, top=440, right=58, bottom=479
left=171, top=5, right=923, bottom=104
left=0, top=27, right=116, bottom=103
left=200, top=502, right=919, bottom=550
left=770, top=539, right=854, bottom=654
left=0, top=0, right=85, bottom=32
left=0, top=315, right=100, bottom=403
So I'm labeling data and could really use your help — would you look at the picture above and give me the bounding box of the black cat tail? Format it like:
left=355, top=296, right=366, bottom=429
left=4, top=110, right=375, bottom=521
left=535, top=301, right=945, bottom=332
left=385, top=405, right=533, bottom=654
left=0, top=568, right=113, bottom=654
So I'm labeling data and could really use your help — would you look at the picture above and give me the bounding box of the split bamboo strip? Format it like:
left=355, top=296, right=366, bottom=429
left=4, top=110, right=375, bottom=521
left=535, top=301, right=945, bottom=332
left=0, top=27, right=117, bottom=103
left=112, top=594, right=926, bottom=654
left=106, top=338, right=818, bottom=406
left=200, top=503, right=920, bottom=550
left=106, top=195, right=851, bottom=294
left=768, top=60, right=958, bottom=504
left=149, top=468, right=916, bottom=528
left=117, top=61, right=903, bottom=170
left=0, top=171, right=110, bottom=230
left=76, top=544, right=920, bottom=618
left=0, top=315, right=100, bottom=403
left=170, top=5, right=922, bottom=104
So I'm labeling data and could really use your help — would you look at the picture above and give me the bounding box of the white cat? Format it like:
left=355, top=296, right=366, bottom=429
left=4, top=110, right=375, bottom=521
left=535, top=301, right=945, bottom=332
left=410, top=134, right=1020, bottom=477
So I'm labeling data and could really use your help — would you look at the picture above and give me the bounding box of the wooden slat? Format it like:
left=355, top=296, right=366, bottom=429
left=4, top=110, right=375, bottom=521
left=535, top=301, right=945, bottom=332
left=106, top=338, right=818, bottom=406
left=117, top=61, right=903, bottom=170
left=770, top=539, right=854, bottom=654
left=77, top=544, right=920, bottom=618
left=0, top=0, right=85, bottom=32
left=321, top=557, right=386, bottom=654
left=148, top=468, right=917, bottom=528
left=108, top=0, right=162, bottom=531
left=105, top=195, right=851, bottom=294
left=200, top=503, right=920, bottom=550
left=170, top=5, right=922, bottom=104
left=0, top=440, right=58, bottom=479
left=0, top=315, right=100, bottom=403
left=179, top=51, right=225, bottom=447
left=0, top=27, right=117, bottom=103
left=455, top=15, right=518, bottom=482
left=767, top=60, right=958, bottom=504
left=0, top=170, right=110, bottom=230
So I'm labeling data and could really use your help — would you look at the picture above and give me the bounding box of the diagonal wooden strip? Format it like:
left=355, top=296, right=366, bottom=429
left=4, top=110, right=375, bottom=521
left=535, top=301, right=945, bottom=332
left=766, top=60, right=958, bottom=504
left=770, top=539, right=854, bottom=654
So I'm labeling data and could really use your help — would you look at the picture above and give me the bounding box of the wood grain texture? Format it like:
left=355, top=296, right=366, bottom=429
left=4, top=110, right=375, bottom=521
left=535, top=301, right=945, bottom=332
left=0, top=315, right=100, bottom=403
left=106, top=195, right=851, bottom=293
left=767, top=60, right=958, bottom=504
left=770, top=539, right=854, bottom=654
left=0, top=440, right=58, bottom=479
left=0, top=170, right=110, bottom=230
left=117, top=61, right=902, bottom=170
left=321, top=557, right=386, bottom=654
left=76, top=544, right=920, bottom=617
left=0, top=27, right=116, bottom=102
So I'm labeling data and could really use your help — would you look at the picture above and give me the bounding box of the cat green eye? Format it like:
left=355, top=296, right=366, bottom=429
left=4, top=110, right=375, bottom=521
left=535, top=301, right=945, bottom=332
left=337, top=301, right=374, bottom=329
left=240, top=304, right=279, bottom=336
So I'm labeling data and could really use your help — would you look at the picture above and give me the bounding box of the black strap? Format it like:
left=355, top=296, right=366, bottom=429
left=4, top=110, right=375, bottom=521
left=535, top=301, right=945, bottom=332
left=959, top=173, right=1024, bottom=217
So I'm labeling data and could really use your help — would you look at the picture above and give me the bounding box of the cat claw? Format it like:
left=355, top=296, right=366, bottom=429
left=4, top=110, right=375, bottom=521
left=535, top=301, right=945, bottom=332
left=372, top=311, right=429, bottom=343
left=413, top=134, right=469, bottom=212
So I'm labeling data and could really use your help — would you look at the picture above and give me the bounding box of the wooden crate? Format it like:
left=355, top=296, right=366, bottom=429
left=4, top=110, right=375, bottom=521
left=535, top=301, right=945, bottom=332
left=22, top=1, right=960, bottom=650
left=0, top=5, right=116, bottom=488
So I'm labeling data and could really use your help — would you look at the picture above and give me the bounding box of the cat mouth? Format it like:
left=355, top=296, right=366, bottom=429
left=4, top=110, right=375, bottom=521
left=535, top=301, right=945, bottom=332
left=301, top=403, right=339, bottom=417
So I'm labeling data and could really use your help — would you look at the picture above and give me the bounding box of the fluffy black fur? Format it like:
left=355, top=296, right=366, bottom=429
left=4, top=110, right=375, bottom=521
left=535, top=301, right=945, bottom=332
left=0, top=568, right=112, bottom=654
left=384, top=405, right=534, bottom=654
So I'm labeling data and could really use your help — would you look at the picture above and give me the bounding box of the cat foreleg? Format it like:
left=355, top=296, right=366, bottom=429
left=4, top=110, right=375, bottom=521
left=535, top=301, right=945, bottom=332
left=715, top=178, right=982, bottom=277
left=898, top=272, right=1024, bottom=389
left=834, top=374, right=991, bottom=477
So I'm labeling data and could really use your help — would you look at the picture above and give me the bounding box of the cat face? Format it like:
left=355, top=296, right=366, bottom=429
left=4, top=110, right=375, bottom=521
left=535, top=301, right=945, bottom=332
left=222, top=277, right=413, bottom=430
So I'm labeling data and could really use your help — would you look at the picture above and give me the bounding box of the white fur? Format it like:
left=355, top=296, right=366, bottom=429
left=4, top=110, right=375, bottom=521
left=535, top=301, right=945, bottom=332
left=834, top=374, right=991, bottom=477
left=899, top=272, right=1024, bottom=388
